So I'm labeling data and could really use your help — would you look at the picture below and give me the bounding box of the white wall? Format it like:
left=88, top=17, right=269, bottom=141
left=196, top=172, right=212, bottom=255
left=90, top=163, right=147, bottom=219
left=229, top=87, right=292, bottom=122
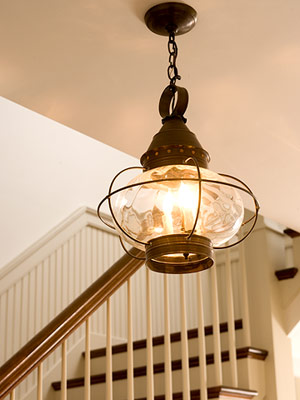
left=0, top=96, right=138, bottom=269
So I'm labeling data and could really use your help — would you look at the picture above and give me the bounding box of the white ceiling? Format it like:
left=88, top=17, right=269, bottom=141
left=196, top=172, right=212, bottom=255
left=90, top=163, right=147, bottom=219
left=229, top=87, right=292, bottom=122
left=1, top=0, right=300, bottom=231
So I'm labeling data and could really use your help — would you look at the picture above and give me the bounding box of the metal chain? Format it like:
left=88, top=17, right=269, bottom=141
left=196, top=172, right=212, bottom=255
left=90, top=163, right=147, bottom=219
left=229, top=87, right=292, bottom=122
left=167, top=32, right=181, bottom=86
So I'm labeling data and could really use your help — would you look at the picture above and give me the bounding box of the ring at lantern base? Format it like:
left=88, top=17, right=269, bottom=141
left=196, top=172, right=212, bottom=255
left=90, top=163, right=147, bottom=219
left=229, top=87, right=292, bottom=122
left=146, top=235, right=214, bottom=274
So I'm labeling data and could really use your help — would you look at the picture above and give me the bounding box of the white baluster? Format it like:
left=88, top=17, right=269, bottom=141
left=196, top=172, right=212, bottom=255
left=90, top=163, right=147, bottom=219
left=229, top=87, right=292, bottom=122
left=197, top=273, right=207, bottom=400
left=146, top=267, right=154, bottom=399
left=85, top=318, right=90, bottom=400
left=127, top=279, right=134, bottom=400
left=211, top=264, right=222, bottom=385
left=37, top=363, right=43, bottom=400
left=106, top=298, right=113, bottom=400
left=180, top=275, right=190, bottom=400
left=61, top=341, right=67, bottom=400
left=225, top=249, right=238, bottom=387
left=164, top=274, right=172, bottom=400
left=239, top=241, right=251, bottom=346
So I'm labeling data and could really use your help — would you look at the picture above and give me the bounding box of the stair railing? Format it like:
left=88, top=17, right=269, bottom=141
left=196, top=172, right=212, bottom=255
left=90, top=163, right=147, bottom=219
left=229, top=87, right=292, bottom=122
left=0, top=238, right=256, bottom=400
left=0, top=248, right=144, bottom=399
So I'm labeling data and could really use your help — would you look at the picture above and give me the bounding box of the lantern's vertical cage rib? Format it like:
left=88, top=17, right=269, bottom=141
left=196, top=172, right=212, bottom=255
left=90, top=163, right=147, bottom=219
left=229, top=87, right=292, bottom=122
left=97, top=169, right=259, bottom=248
left=184, top=156, right=202, bottom=240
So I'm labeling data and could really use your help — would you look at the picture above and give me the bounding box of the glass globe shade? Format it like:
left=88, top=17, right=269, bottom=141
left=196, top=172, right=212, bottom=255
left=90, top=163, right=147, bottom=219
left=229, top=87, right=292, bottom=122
left=112, top=165, right=244, bottom=250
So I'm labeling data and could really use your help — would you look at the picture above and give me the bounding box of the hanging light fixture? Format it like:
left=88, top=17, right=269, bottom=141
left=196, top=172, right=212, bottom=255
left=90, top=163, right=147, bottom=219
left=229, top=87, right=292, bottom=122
left=98, top=2, right=259, bottom=274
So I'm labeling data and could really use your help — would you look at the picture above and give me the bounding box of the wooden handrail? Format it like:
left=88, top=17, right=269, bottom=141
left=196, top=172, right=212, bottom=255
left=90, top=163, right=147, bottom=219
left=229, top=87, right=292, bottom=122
left=0, top=248, right=145, bottom=399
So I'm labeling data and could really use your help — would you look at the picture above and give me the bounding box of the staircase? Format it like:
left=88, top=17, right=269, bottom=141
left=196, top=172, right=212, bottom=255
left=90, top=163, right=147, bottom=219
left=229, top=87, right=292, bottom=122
left=1, top=208, right=298, bottom=400
left=51, top=320, right=267, bottom=399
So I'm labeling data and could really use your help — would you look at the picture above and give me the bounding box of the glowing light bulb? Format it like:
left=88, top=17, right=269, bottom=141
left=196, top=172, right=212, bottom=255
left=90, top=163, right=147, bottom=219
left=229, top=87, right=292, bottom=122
left=177, top=182, right=198, bottom=232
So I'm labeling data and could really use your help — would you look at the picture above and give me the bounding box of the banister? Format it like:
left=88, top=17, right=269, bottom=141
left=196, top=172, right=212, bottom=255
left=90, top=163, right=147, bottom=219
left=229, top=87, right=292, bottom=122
left=0, top=248, right=145, bottom=399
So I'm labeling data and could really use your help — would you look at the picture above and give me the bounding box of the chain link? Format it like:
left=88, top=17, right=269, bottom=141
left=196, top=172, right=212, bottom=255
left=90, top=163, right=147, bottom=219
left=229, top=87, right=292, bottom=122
left=167, top=32, right=181, bottom=86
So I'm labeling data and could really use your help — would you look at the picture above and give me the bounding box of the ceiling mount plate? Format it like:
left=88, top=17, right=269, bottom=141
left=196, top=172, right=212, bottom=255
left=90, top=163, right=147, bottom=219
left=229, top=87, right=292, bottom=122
left=144, top=2, right=197, bottom=36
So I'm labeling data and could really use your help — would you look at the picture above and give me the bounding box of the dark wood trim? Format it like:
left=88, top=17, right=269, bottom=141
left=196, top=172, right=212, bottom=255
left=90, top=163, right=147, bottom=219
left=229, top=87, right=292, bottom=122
left=275, top=267, right=298, bottom=281
left=52, top=346, right=267, bottom=390
left=284, top=228, right=300, bottom=238
left=136, top=386, right=257, bottom=399
left=236, top=347, right=268, bottom=360
left=207, top=386, right=257, bottom=399
left=87, top=319, right=243, bottom=359
left=0, top=249, right=145, bottom=399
